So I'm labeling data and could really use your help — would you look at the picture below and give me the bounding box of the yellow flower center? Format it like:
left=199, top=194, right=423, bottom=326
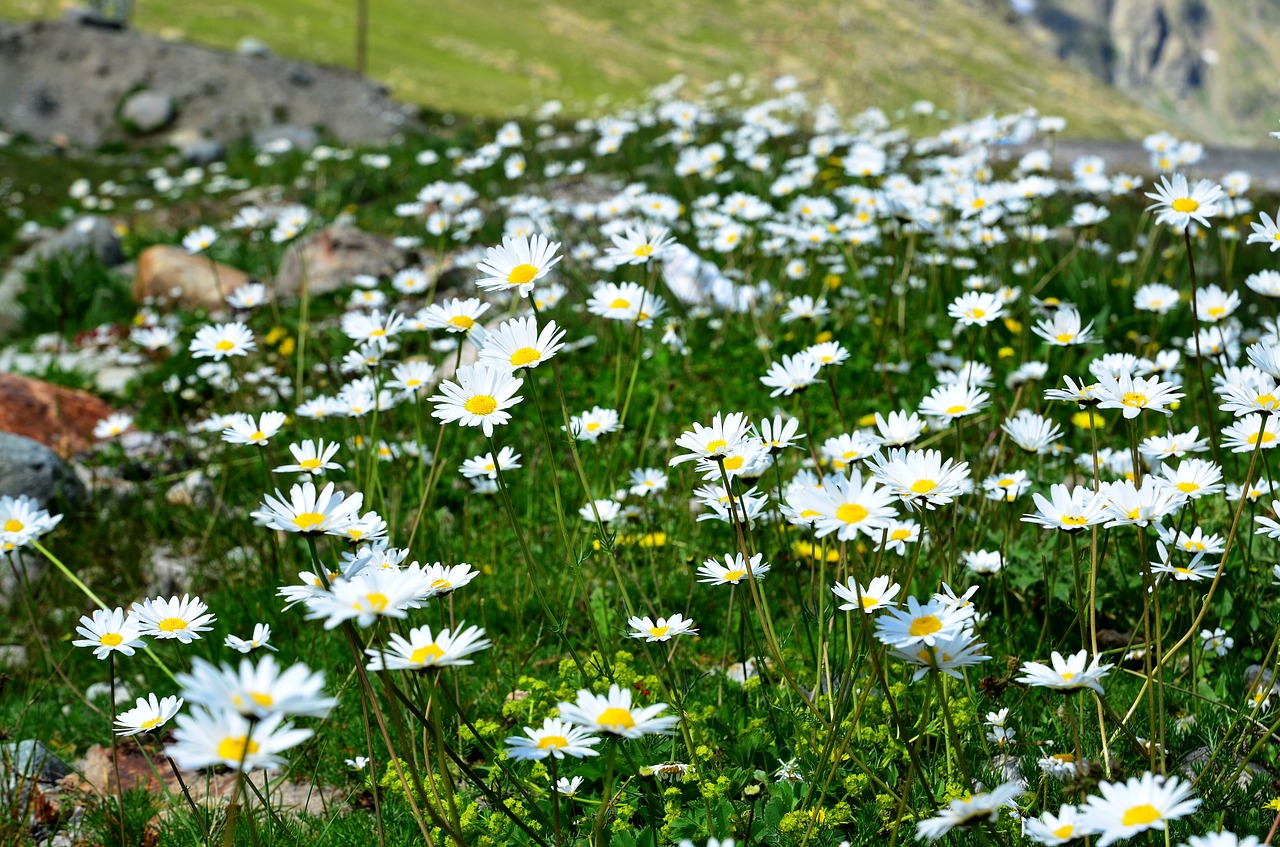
left=293, top=512, right=325, bottom=530
left=217, top=736, right=260, bottom=761
left=430, top=578, right=452, bottom=589
left=967, top=308, right=985, bottom=319
left=1207, top=306, right=1225, bottom=318
left=1062, top=515, right=1088, bottom=526
left=364, top=592, right=389, bottom=611
left=465, top=395, right=498, bottom=415
left=99, top=633, right=123, bottom=647
left=251, top=692, right=273, bottom=708
left=722, top=456, right=744, bottom=471
left=597, top=707, right=636, bottom=730
left=1061, top=672, right=1076, bottom=681
left=537, top=734, right=569, bottom=749
left=507, top=263, right=539, bottom=285
left=1121, top=804, right=1162, bottom=826
left=1258, top=394, right=1278, bottom=409
left=836, top=503, right=869, bottom=524
left=1176, top=482, right=1199, bottom=493
left=215, top=340, right=235, bottom=352
left=648, top=626, right=670, bottom=637
left=633, top=244, right=653, bottom=257
left=723, top=569, right=747, bottom=582
left=909, top=615, right=942, bottom=637
left=158, top=617, right=188, bottom=632
left=586, top=422, right=601, bottom=431
left=510, top=347, right=541, bottom=367
left=609, top=298, right=631, bottom=309
left=300, top=458, right=322, bottom=470
left=944, top=404, right=967, bottom=415
left=1053, top=825, right=1075, bottom=840
left=910, top=479, right=937, bottom=494
left=705, top=439, right=728, bottom=454
left=799, top=509, right=821, bottom=518
left=861, top=595, right=879, bottom=609
left=1122, top=392, right=1148, bottom=408
left=140, top=717, right=163, bottom=730
left=1171, top=197, right=1200, bottom=213
left=409, top=643, right=445, bottom=665
left=3, top=519, right=24, bottom=533
left=1055, top=332, right=1076, bottom=343
left=448, top=315, right=475, bottom=330
left=890, top=528, right=911, bottom=541
left=250, top=431, right=265, bottom=442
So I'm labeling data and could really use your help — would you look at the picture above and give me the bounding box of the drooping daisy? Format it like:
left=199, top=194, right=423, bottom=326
left=915, top=781, right=1024, bottom=842
left=475, top=233, right=562, bottom=298
left=189, top=321, right=256, bottom=360
left=628, top=613, right=698, bottom=642
left=130, top=594, right=216, bottom=644
left=72, top=607, right=144, bottom=660
left=1017, top=650, right=1114, bottom=695
left=429, top=363, right=524, bottom=437
left=557, top=684, right=679, bottom=738
left=365, top=622, right=492, bottom=670
left=115, top=693, right=183, bottom=736
left=224, top=623, right=277, bottom=654
left=505, top=718, right=602, bottom=761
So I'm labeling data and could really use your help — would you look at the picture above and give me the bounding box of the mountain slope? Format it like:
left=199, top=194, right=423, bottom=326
left=2, top=0, right=1174, bottom=138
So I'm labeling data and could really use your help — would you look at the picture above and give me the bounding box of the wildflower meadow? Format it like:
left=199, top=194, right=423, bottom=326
left=7, top=78, right=1280, bottom=847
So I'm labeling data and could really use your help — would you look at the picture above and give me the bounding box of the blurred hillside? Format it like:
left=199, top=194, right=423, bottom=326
left=0, top=0, right=1258, bottom=143
left=1015, top=0, right=1280, bottom=147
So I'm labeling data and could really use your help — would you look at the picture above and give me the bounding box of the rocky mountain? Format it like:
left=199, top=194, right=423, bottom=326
left=1012, top=0, right=1280, bottom=146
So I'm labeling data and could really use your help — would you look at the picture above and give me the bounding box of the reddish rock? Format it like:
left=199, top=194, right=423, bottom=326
left=133, top=244, right=251, bottom=310
left=0, top=372, right=115, bottom=456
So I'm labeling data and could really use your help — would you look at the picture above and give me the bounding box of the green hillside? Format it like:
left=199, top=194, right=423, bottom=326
left=3, top=0, right=1174, bottom=137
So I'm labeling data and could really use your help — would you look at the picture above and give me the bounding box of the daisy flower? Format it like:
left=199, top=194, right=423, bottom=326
left=669, top=412, right=751, bottom=466
left=569, top=407, right=622, bottom=442
left=167, top=708, right=312, bottom=772
left=874, top=596, right=973, bottom=650
left=867, top=448, right=971, bottom=510
left=478, top=316, right=566, bottom=372
left=832, top=574, right=900, bottom=613
left=1023, top=806, right=1084, bottom=846
left=876, top=410, right=927, bottom=446
left=429, top=364, right=524, bottom=437
left=226, top=283, right=267, bottom=310
left=224, top=623, right=277, bottom=654
left=1145, top=173, right=1224, bottom=229
left=1033, top=306, right=1095, bottom=346
left=420, top=298, right=490, bottom=333
left=557, top=684, right=679, bottom=738
left=115, top=693, right=183, bottom=736
left=604, top=225, right=676, bottom=266
left=459, top=447, right=522, bottom=480
left=1077, top=772, right=1200, bottom=846
left=0, top=495, right=63, bottom=551
left=697, top=552, right=769, bottom=586
left=275, top=439, right=343, bottom=475
left=1222, top=416, right=1280, bottom=452
left=1017, top=650, right=1114, bottom=695
left=760, top=352, right=821, bottom=397
left=948, top=291, right=1003, bottom=327
left=628, top=613, right=698, bottom=642
left=420, top=562, right=480, bottom=597
left=1155, top=458, right=1223, bottom=499
left=365, top=623, right=492, bottom=670
left=1023, top=484, right=1106, bottom=532
left=222, top=411, right=287, bottom=446
left=93, top=413, right=133, bottom=440
left=804, top=470, right=898, bottom=540
left=1249, top=210, right=1280, bottom=251
left=305, top=568, right=430, bottom=629
left=251, top=481, right=363, bottom=535
left=475, top=233, right=562, bottom=298
left=182, top=225, right=218, bottom=253
left=72, top=607, right=144, bottom=660
left=189, top=321, right=255, bottom=360
left=628, top=467, right=669, bottom=496
left=505, top=718, right=601, bottom=761
left=915, top=781, right=1024, bottom=842
left=919, top=383, right=989, bottom=424
left=130, top=594, right=216, bottom=644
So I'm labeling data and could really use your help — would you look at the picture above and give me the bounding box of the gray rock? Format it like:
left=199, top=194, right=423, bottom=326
left=252, top=123, right=319, bottom=154
left=236, top=36, right=272, bottom=57
left=1, top=740, right=71, bottom=806
left=0, top=20, right=421, bottom=147
left=120, top=90, right=174, bottom=133
left=164, top=470, right=213, bottom=509
left=148, top=544, right=194, bottom=595
left=274, top=225, right=407, bottom=298
left=180, top=137, right=225, bottom=165
left=0, top=432, right=86, bottom=507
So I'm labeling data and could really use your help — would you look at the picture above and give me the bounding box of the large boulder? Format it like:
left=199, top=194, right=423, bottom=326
left=274, top=226, right=406, bottom=298
left=133, top=244, right=251, bottom=310
left=0, top=431, right=86, bottom=506
left=0, top=216, right=124, bottom=336
left=0, top=372, right=116, bottom=458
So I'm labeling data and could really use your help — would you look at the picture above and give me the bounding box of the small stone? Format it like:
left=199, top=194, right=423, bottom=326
left=252, top=123, right=319, bottom=154
left=164, top=470, right=213, bottom=509
left=1, top=741, right=72, bottom=805
left=273, top=226, right=407, bottom=298
left=0, top=374, right=118, bottom=458
left=236, top=36, right=272, bottom=57
left=120, top=91, right=175, bottom=134
left=0, top=431, right=88, bottom=505
left=133, top=244, right=252, bottom=310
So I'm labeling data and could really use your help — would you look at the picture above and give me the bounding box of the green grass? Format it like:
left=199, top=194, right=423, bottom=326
left=0, top=0, right=1174, bottom=137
